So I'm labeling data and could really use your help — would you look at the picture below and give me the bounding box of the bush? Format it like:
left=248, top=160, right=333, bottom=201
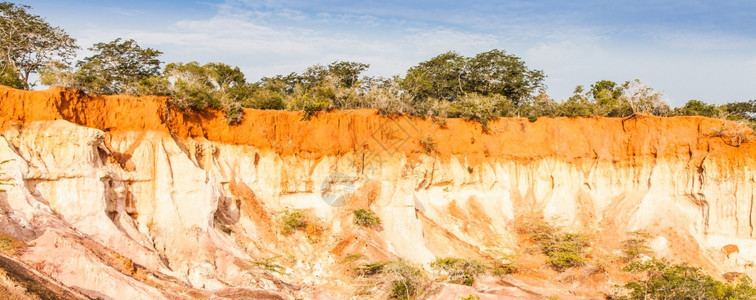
left=431, top=257, right=486, bottom=286
left=279, top=210, right=307, bottom=235
left=223, top=101, right=244, bottom=125
left=519, top=218, right=590, bottom=272
left=419, top=135, right=437, bottom=154
left=673, top=99, right=720, bottom=118
left=490, top=255, right=519, bottom=276
left=353, top=209, right=381, bottom=228
left=246, top=89, right=286, bottom=110
left=621, top=231, right=652, bottom=263
left=615, top=258, right=756, bottom=300
left=0, top=234, right=26, bottom=256
left=355, top=260, right=428, bottom=300
left=289, top=93, right=330, bottom=120
left=448, top=93, right=502, bottom=129
left=251, top=257, right=285, bottom=274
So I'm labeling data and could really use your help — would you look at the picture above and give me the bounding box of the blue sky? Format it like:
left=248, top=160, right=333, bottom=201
left=19, top=0, right=756, bottom=106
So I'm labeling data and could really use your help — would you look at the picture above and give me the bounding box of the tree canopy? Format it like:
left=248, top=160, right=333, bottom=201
left=0, top=2, right=77, bottom=89
left=401, top=49, right=545, bottom=105
left=74, top=38, right=162, bottom=95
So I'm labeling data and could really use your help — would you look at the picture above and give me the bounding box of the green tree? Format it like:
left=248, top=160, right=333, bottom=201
left=75, top=38, right=162, bottom=94
left=0, top=2, right=78, bottom=89
left=0, top=62, right=24, bottom=88
left=618, top=258, right=756, bottom=300
left=590, top=80, right=630, bottom=116
left=720, top=100, right=756, bottom=122
left=673, top=99, right=720, bottom=118
left=559, top=85, right=596, bottom=118
left=401, top=50, right=545, bottom=105
left=327, top=61, right=369, bottom=89
left=402, top=51, right=467, bottom=101
left=466, top=49, right=545, bottom=105
left=164, top=61, right=254, bottom=123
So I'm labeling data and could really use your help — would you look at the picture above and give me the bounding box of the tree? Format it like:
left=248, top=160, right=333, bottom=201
left=673, top=99, right=720, bottom=118
left=164, top=61, right=249, bottom=109
left=75, top=38, right=162, bottom=94
left=620, top=79, right=669, bottom=116
left=590, top=80, right=629, bottom=116
left=466, top=49, right=545, bottom=105
left=0, top=2, right=78, bottom=89
left=0, top=62, right=24, bottom=88
left=327, top=60, right=369, bottom=88
left=401, top=50, right=545, bottom=105
left=401, top=51, right=467, bottom=101
left=618, top=258, right=756, bottom=300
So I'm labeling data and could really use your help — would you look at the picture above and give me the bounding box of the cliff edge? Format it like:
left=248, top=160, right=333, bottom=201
left=1, top=85, right=755, bottom=299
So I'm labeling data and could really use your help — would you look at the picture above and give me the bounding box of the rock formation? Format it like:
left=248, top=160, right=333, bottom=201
left=0, top=85, right=754, bottom=298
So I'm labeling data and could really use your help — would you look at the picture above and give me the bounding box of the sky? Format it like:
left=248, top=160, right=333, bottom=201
left=17, top=0, right=756, bottom=106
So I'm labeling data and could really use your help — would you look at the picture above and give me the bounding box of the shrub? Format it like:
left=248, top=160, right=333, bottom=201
left=419, top=135, right=437, bottom=154
left=289, top=93, right=330, bottom=120
left=0, top=234, right=26, bottom=256
left=223, top=101, right=244, bottom=125
left=448, top=93, right=502, bottom=129
left=279, top=210, right=307, bottom=235
left=490, top=255, right=519, bottom=276
left=353, top=209, right=381, bottom=228
left=673, top=99, right=720, bottom=117
left=355, top=260, right=428, bottom=300
left=621, top=231, right=652, bottom=263
left=251, top=257, right=284, bottom=274
left=0, top=159, right=14, bottom=193
left=519, top=218, right=590, bottom=272
left=431, top=257, right=486, bottom=286
left=245, top=89, right=286, bottom=110
left=615, top=258, right=756, bottom=300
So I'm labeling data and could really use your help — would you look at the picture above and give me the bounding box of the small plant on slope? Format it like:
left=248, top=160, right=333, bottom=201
left=519, top=217, right=590, bottom=272
left=354, top=259, right=429, bottom=300
left=353, top=209, right=382, bottom=228
left=621, top=230, right=652, bottom=263
left=279, top=210, right=306, bottom=235
left=430, top=257, right=486, bottom=286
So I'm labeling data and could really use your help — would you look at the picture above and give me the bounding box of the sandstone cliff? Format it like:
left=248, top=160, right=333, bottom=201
left=0, top=85, right=754, bottom=299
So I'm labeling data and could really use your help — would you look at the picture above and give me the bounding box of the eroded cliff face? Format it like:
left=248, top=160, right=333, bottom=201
left=0, top=86, right=755, bottom=299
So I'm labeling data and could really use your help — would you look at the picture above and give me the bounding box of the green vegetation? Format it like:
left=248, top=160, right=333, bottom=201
left=279, top=210, right=307, bottom=235
left=430, top=257, right=486, bottom=286
left=490, top=255, right=519, bottom=276
left=251, top=257, right=285, bottom=274
left=519, top=218, right=590, bottom=272
left=355, top=259, right=429, bottom=300
left=278, top=210, right=324, bottom=243
left=621, top=231, right=652, bottom=263
left=0, top=159, right=12, bottom=192
left=613, top=258, right=756, bottom=300
left=4, top=2, right=756, bottom=132
left=0, top=2, right=78, bottom=89
left=0, top=234, right=26, bottom=256
left=419, top=135, right=438, bottom=154
left=353, top=209, right=382, bottom=228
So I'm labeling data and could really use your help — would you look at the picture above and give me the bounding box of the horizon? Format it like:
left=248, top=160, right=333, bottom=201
left=17, top=0, right=756, bottom=106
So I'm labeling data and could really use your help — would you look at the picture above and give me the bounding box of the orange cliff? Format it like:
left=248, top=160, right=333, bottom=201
left=1, top=84, right=756, bottom=299
left=1, top=85, right=753, bottom=164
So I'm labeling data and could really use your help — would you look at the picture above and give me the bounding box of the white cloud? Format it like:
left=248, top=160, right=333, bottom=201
left=651, top=30, right=756, bottom=51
